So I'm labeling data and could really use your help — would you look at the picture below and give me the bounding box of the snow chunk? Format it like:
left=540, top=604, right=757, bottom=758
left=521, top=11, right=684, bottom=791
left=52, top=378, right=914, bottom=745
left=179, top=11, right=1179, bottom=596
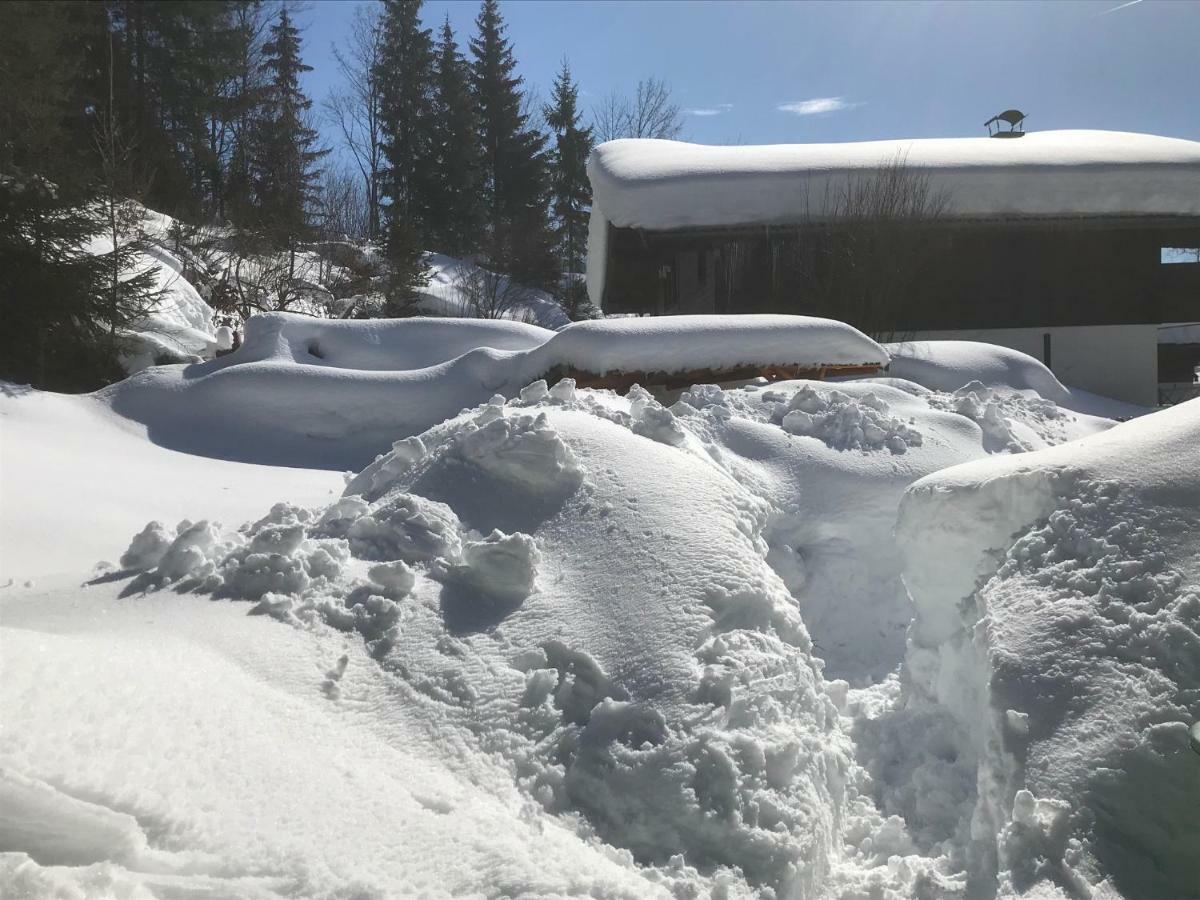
left=454, top=410, right=584, bottom=493
left=156, top=520, right=224, bottom=581
left=367, top=560, right=417, bottom=598
left=119, top=521, right=172, bottom=572
left=347, top=493, right=462, bottom=563
left=629, top=387, right=686, bottom=446
left=779, top=385, right=921, bottom=453
left=433, top=530, right=540, bottom=602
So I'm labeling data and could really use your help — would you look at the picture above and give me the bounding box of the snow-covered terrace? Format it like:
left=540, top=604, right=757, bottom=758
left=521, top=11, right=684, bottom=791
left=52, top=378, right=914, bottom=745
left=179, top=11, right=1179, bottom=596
left=587, top=129, right=1200, bottom=232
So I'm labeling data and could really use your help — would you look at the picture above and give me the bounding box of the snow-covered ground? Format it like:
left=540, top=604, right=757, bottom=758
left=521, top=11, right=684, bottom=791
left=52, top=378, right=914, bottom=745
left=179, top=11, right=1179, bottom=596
left=2, top=319, right=1193, bottom=899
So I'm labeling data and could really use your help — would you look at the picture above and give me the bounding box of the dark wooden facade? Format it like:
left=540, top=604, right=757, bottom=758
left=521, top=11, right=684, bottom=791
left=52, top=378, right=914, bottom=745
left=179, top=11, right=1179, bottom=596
left=600, top=217, right=1200, bottom=334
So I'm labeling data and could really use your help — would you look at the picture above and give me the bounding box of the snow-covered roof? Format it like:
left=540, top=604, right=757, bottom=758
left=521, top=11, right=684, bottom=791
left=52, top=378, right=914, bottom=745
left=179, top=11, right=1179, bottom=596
left=588, top=130, right=1200, bottom=231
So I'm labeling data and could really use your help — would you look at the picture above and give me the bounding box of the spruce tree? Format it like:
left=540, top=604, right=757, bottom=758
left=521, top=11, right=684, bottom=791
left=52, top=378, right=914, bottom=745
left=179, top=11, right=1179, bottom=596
left=375, top=0, right=435, bottom=309
left=0, top=1, right=158, bottom=389
left=544, top=58, right=595, bottom=317
left=254, top=7, right=327, bottom=254
left=225, top=0, right=271, bottom=229
left=426, top=16, right=483, bottom=258
left=469, top=0, right=555, bottom=289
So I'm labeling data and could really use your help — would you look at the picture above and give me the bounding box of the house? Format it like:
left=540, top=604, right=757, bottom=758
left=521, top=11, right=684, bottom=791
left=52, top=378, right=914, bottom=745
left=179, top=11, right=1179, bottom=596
left=585, top=130, right=1200, bottom=405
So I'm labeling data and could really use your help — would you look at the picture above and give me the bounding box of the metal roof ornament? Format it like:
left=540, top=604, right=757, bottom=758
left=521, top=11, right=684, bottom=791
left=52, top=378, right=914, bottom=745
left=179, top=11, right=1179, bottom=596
left=986, top=109, right=1027, bottom=138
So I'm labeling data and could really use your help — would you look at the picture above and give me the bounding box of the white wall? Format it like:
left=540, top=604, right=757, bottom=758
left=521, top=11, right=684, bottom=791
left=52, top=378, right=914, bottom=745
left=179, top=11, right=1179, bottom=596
left=910, top=323, right=1159, bottom=406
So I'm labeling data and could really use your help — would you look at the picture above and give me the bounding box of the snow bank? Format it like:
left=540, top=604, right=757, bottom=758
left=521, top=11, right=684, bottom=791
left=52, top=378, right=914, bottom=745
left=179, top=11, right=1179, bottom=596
left=885, top=339, right=1152, bottom=420
left=588, top=130, right=1200, bottom=232
left=894, top=398, right=1200, bottom=896
left=103, top=312, right=887, bottom=467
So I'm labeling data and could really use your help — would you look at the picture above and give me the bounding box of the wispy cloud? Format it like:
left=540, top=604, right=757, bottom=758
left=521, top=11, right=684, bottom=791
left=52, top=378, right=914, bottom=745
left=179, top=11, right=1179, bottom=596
left=685, top=103, right=733, bottom=117
left=776, top=97, right=861, bottom=116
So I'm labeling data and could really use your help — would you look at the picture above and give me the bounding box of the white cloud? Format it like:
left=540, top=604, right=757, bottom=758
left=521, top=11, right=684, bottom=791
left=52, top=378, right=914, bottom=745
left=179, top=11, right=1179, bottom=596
left=685, top=103, right=733, bottom=117
left=776, top=97, right=860, bottom=116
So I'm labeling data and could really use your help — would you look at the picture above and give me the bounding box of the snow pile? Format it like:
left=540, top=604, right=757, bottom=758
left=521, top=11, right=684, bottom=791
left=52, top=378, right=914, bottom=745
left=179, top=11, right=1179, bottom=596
left=100, top=393, right=861, bottom=897
left=588, top=131, right=1200, bottom=232
left=103, top=312, right=888, bottom=467
left=894, top=398, right=1200, bottom=897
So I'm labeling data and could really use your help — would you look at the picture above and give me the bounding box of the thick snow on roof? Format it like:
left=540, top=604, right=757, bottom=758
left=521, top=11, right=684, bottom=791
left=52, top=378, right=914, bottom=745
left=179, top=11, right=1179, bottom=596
left=588, top=130, right=1200, bottom=231
left=533, top=313, right=886, bottom=376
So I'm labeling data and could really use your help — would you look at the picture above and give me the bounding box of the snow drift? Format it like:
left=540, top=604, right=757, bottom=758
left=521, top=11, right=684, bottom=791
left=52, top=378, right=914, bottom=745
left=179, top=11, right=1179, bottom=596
left=103, top=312, right=889, bottom=467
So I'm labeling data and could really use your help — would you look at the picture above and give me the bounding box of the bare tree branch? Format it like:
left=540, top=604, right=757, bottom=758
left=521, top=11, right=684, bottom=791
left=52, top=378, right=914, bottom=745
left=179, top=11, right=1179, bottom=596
left=590, top=76, right=683, bottom=142
left=322, top=4, right=383, bottom=239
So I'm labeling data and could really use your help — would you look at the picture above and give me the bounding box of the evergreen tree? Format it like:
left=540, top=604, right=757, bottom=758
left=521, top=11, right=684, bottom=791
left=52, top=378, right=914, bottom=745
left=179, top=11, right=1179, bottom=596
left=105, top=1, right=243, bottom=221
left=469, top=0, right=555, bottom=288
left=544, top=57, right=594, bottom=317
left=254, top=7, right=327, bottom=253
left=426, top=16, right=483, bottom=258
left=225, top=0, right=271, bottom=229
left=374, top=0, right=435, bottom=309
left=0, top=2, right=158, bottom=390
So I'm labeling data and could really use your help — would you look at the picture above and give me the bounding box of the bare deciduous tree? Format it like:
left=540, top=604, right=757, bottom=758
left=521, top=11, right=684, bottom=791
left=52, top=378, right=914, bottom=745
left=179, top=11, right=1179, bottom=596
left=452, top=264, right=532, bottom=320
left=592, top=76, right=683, bottom=142
left=802, top=154, right=950, bottom=340
left=317, top=167, right=370, bottom=243
left=323, top=4, right=384, bottom=240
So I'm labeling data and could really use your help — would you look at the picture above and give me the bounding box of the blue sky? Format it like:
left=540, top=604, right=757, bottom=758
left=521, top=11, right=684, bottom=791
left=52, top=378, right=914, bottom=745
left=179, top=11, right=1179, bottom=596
left=299, top=0, right=1199, bottom=155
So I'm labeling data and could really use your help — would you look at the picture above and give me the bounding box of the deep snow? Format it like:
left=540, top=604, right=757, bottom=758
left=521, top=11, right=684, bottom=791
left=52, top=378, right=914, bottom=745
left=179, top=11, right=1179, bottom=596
left=2, top=322, right=1191, bottom=900
left=102, top=311, right=888, bottom=467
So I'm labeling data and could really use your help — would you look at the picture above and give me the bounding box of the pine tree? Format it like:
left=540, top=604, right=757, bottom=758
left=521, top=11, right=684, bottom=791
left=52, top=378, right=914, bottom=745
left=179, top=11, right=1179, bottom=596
left=375, top=0, right=436, bottom=309
left=544, top=57, right=594, bottom=318
left=469, top=0, right=555, bottom=288
left=254, top=7, right=327, bottom=253
left=426, top=16, right=483, bottom=258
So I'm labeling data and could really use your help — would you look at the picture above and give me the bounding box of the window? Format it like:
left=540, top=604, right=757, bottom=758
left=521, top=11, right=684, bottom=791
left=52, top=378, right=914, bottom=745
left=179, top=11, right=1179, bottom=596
left=1161, top=247, right=1200, bottom=265
left=697, top=250, right=707, bottom=286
